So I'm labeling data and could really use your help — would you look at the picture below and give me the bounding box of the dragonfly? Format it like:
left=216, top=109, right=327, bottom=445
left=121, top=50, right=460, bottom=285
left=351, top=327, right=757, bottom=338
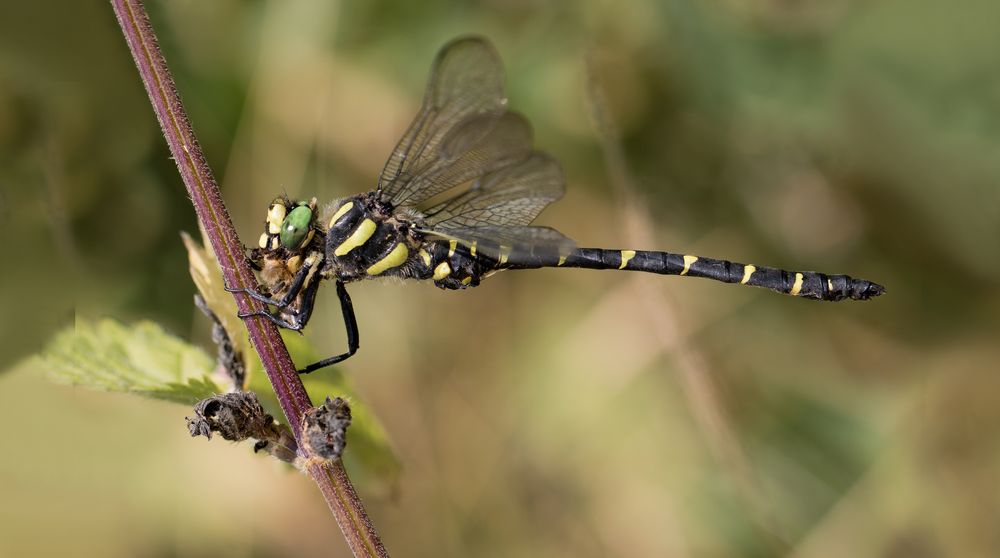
left=229, top=36, right=885, bottom=374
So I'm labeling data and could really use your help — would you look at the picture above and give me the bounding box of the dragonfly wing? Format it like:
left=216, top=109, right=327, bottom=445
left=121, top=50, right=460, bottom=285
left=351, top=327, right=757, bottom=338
left=422, top=152, right=565, bottom=229
left=390, top=111, right=534, bottom=207
left=379, top=37, right=518, bottom=207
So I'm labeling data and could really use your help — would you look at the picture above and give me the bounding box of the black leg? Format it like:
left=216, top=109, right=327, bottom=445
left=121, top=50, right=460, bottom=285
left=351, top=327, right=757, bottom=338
left=226, top=260, right=314, bottom=309
left=290, top=271, right=322, bottom=328
left=298, top=281, right=360, bottom=375
left=238, top=308, right=304, bottom=330
left=236, top=262, right=326, bottom=332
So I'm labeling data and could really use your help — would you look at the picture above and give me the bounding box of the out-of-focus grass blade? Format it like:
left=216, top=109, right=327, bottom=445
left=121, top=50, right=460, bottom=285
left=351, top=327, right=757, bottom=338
left=182, top=229, right=248, bottom=367
left=40, top=317, right=222, bottom=405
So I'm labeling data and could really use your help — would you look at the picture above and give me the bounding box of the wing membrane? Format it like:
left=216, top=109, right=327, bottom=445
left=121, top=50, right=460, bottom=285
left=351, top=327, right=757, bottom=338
left=379, top=37, right=511, bottom=206
left=391, top=112, right=534, bottom=207
left=423, top=152, right=565, bottom=229
left=382, top=37, right=574, bottom=266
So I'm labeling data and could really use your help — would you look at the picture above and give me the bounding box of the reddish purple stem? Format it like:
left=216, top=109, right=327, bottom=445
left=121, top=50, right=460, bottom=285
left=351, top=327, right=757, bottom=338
left=110, top=1, right=388, bottom=556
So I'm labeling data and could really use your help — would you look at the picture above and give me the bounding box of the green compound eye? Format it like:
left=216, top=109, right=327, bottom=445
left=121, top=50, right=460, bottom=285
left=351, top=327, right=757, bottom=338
left=279, top=205, right=314, bottom=249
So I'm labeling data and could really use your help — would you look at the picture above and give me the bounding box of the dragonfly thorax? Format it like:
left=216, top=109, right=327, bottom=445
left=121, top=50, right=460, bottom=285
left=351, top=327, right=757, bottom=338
left=321, top=193, right=421, bottom=282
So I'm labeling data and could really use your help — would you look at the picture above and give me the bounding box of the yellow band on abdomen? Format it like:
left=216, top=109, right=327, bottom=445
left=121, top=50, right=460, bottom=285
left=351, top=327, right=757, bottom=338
left=790, top=273, right=804, bottom=296
left=619, top=250, right=636, bottom=269
left=681, top=255, right=698, bottom=275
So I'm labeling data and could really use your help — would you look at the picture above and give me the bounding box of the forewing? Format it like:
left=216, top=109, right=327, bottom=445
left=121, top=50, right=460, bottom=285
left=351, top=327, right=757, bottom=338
left=379, top=37, right=509, bottom=205
left=390, top=111, right=534, bottom=207
left=423, top=152, right=565, bottom=229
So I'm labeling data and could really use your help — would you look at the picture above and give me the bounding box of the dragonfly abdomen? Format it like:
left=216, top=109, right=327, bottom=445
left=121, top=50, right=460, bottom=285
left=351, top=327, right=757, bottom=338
left=548, top=248, right=884, bottom=301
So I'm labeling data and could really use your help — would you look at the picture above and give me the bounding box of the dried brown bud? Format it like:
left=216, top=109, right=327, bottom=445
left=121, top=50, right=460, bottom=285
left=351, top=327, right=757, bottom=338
left=186, top=391, right=278, bottom=442
left=300, top=396, right=352, bottom=461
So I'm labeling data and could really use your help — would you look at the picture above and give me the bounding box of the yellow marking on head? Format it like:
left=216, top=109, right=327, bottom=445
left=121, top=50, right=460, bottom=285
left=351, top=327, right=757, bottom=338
left=366, top=243, right=409, bottom=275
left=419, top=249, right=432, bottom=267
left=499, top=245, right=512, bottom=265
left=461, top=276, right=472, bottom=286
left=619, top=250, right=636, bottom=269
left=741, top=264, right=756, bottom=285
left=557, top=255, right=566, bottom=266
left=258, top=232, right=269, bottom=249
left=433, top=261, right=452, bottom=281
left=303, top=258, right=321, bottom=286
left=267, top=203, right=286, bottom=234
left=286, top=255, right=303, bottom=273
left=681, top=255, right=698, bottom=275
left=269, top=237, right=279, bottom=250
left=333, top=218, right=376, bottom=256
left=470, top=241, right=477, bottom=257
left=827, top=279, right=833, bottom=292
left=448, top=239, right=458, bottom=257
left=790, top=273, right=804, bottom=296
left=328, top=201, right=354, bottom=227
left=300, top=228, right=315, bottom=250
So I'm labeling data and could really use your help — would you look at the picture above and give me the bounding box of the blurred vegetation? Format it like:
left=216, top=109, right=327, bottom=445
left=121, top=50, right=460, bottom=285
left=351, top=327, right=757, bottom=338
left=2, top=0, right=999, bottom=556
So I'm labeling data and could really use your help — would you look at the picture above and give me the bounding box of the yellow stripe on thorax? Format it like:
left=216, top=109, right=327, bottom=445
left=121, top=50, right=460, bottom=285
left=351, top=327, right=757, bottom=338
left=328, top=201, right=354, bottom=227
left=433, top=261, right=452, bottom=281
left=419, top=249, right=432, bottom=267
left=366, top=243, right=409, bottom=275
left=741, top=265, right=756, bottom=284
left=334, top=218, right=376, bottom=256
left=448, top=239, right=458, bottom=257
left=619, top=250, right=636, bottom=269
left=790, top=273, right=804, bottom=296
left=681, top=255, right=698, bottom=275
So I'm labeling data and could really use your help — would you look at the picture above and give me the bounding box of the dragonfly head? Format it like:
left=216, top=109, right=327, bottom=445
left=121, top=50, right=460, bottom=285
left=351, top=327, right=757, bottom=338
left=249, top=196, right=324, bottom=298
left=256, top=196, right=319, bottom=254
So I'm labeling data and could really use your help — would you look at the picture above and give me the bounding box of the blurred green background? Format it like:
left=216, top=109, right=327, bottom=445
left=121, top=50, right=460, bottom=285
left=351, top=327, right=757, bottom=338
left=2, top=0, right=999, bottom=556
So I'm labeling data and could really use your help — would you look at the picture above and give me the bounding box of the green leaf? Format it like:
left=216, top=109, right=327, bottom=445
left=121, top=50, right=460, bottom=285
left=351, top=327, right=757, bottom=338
left=40, top=317, right=223, bottom=405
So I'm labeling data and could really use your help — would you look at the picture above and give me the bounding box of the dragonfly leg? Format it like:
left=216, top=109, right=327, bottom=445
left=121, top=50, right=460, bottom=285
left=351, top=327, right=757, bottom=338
left=297, top=281, right=360, bottom=375
left=226, top=259, right=315, bottom=308
left=237, top=308, right=305, bottom=331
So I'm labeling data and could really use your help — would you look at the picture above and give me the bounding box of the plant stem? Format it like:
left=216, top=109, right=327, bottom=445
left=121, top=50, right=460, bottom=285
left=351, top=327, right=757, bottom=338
left=110, top=2, right=388, bottom=556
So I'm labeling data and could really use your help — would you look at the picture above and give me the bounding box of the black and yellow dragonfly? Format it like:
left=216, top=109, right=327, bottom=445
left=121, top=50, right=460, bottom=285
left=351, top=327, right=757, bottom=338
left=230, top=36, right=884, bottom=374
